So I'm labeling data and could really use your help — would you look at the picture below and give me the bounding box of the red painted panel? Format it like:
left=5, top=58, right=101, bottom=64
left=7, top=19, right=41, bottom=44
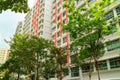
left=31, top=0, right=40, bottom=36
left=66, top=34, right=71, bottom=67
left=54, top=33, right=57, bottom=47
left=60, top=0, right=62, bottom=4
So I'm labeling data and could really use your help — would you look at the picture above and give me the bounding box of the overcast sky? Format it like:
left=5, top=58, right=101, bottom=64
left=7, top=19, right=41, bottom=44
left=0, top=0, right=35, bottom=49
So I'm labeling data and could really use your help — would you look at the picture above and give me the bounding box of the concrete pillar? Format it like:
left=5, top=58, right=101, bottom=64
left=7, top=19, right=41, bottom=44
left=113, top=7, right=120, bottom=31
left=68, top=67, right=71, bottom=78
left=107, top=59, right=111, bottom=70
left=93, top=64, right=96, bottom=72
left=113, top=8, right=117, bottom=18
left=104, top=44, right=108, bottom=53
left=79, top=67, right=83, bottom=80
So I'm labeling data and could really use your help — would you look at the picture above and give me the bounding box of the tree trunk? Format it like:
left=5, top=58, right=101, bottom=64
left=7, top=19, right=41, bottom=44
left=88, top=57, right=92, bottom=80
left=36, top=52, right=39, bottom=80
left=17, top=67, right=21, bottom=80
left=45, top=78, right=49, bottom=80
left=88, top=65, right=92, bottom=80
left=18, top=72, right=20, bottom=80
left=95, top=61, right=101, bottom=80
left=59, top=64, right=62, bottom=80
left=89, top=73, right=91, bottom=80
left=93, top=56, right=101, bottom=80
left=36, top=66, right=39, bottom=80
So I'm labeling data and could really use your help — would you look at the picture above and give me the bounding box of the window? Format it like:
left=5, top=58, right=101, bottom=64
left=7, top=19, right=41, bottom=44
left=96, top=60, right=107, bottom=70
left=42, top=3, right=45, bottom=7
left=63, top=11, right=66, bottom=17
left=58, top=16, right=60, bottom=21
left=71, top=67, right=79, bottom=77
left=52, top=35, right=54, bottom=39
left=63, top=19, right=66, bottom=24
left=58, top=7, right=61, bottom=13
left=57, top=40, right=61, bottom=46
left=104, top=11, right=114, bottom=20
left=41, top=14, right=44, bottom=17
left=63, top=37, right=66, bottom=43
left=82, top=64, right=93, bottom=73
left=106, top=39, right=120, bottom=51
left=41, top=0, right=44, bottom=3
left=116, top=6, right=120, bottom=15
left=110, top=57, right=120, bottom=69
left=39, top=19, right=44, bottom=24
left=57, top=25, right=60, bottom=29
left=106, top=23, right=117, bottom=35
left=39, top=25, right=43, bottom=29
left=57, top=32, right=60, bottom=37
left=52, top=27, right=56, bottom=32
left=40, top=31, right=43, bottom=35
left=40, top=8, right=44, bottom=13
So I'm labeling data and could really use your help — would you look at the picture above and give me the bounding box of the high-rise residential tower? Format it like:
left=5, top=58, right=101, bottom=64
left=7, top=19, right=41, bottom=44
left=0, top=49, right=10, bottom=65
left=15, top=0, right=120, bottom=80
left=16, top=0, right=52, bottom=40
left=51, top=0, right=120, bottom=80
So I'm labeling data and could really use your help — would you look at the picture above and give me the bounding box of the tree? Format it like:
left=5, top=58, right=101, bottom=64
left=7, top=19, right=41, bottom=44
left=63, top=0, right=115, bottom=80
left=28, top=36, right=57, bottom=80
left=1, top=34, right=63, bottom=80
left=0, top=0, right=29, bottom=13
left=0, top=34, right=35, bottom=80
left=9, top=34, right=36, bottom=79
left=40, top=53, right=56, bottom=80
left=0, top=57, right=26, bottom=80
left=29, top=36, right=68, bottom=80
left=50, top=47, right=68, bottom=80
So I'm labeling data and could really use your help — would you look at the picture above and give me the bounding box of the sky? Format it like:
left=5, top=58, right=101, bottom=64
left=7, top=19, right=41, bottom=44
left=0, top=0, right=35, bottom=49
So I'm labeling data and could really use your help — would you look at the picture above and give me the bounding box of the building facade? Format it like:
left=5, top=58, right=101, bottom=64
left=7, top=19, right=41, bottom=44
left=15, top=0, right=120, bottom=80
left=15, top=21, right=23, bottom=34
left=51, top=0, right=120, bottom=80
left=0, top=49, right=10, bottom=65
left=16, top=0, right=52, bottom=40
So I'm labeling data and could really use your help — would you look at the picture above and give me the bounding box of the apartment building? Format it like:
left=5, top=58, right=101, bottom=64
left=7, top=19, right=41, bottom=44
left=16, top=0, right=52, bottom=40
left=37, top=0, right=52, bottom=39
left=51, top=0, right=71, bottom=67
left=23, top=10, right=32, bottom=34
left=0, top=49, right=10, bottom=65
left=15, top=0, right=120, bottom=80
left=29, top=0, right=52, bottom=40
left=51, top=0, right=120, bottom=80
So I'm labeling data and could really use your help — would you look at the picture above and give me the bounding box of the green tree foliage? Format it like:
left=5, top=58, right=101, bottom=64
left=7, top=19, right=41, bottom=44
left=0, top=0, right=29, bottom=13
left=28, top=36, right=55, bottom=80
left=0, top=34, right=58, bottom=80
left=40, top=53, right=56, bottom=80
left=63, top=0, right=115, bottom=80
left=0, top=34, right=35, bottom=80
